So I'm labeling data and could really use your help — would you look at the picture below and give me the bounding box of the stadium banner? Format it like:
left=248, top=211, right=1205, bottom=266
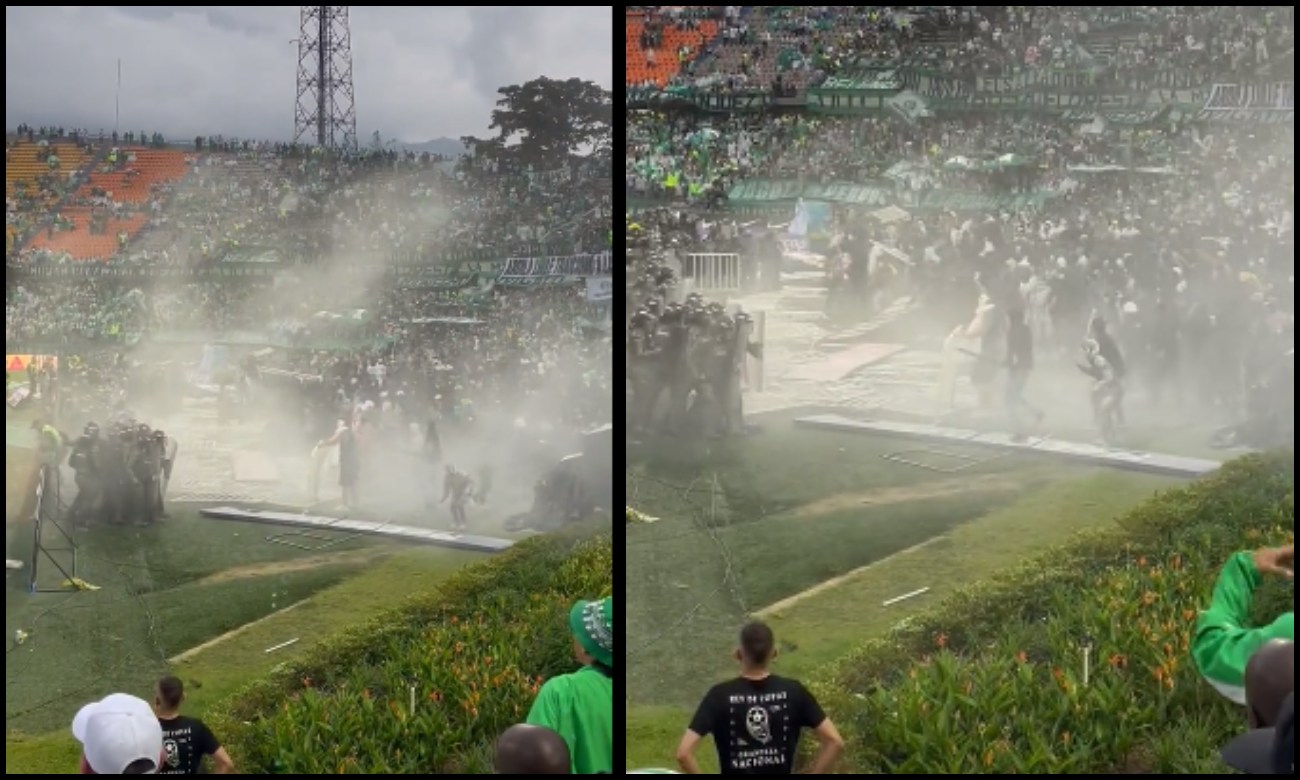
left=1195, top=82, right=1294, bottom=124
left=727, top=179, right=1057, bottom=212
left=498, top=252, right=612, bottom=280
left=806, top=63, right=1214, bottom=116
left=6, top=354, right=59, bottom=374
left=585, top=276, right=613, bottom=303
left=818, top=67, right=903, bottom=92
left=627, top=85, right=771, bottom=113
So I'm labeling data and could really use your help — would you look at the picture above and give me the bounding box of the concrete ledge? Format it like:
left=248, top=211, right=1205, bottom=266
left=199, top=506, right=514, bottom=553
left=795, top=414, right=1221, bottom=478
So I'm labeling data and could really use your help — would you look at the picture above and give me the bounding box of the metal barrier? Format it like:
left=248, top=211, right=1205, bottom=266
left=684, top=253, right=741, bottom=296
left=28, top=464, right=78, bottom=593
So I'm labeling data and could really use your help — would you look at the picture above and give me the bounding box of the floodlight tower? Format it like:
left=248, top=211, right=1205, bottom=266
left=293, top=6, right=358, bottom=152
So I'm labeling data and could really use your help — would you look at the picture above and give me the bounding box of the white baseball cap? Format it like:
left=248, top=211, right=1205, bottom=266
left=71, top=693, right=163, bottom=774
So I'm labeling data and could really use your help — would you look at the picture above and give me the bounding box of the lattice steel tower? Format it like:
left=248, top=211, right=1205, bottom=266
left=293, top=6, right=358, bottom=151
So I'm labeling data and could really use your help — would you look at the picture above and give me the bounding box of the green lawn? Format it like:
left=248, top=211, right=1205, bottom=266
left=626, top=410, right=1188, bottom=772
left=5, top=547, right=482, bottom=774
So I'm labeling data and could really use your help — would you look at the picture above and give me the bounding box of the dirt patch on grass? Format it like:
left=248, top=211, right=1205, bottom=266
left=755, top=536, right=946, bottom=617
left=168, top=600, right=307, bottom=664
left=793, top=473, right=1029, bottom=519
left=195, top=549, right=384, bottom=586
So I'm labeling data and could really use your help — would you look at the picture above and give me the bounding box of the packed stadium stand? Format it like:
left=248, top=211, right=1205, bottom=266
left=6, top=140, right=89, bottom=203
left=74, top=148, right=190, bottom=204
left=626, top=8, right=720, bottom=86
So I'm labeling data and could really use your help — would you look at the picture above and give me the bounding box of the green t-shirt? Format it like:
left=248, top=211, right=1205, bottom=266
left=525, top=665, right=612, bottom=774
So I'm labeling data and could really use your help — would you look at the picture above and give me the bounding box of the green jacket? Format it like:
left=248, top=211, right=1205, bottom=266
left=526, top=665, right=612, bottom=774
left=1191, top=551, right=1294, bottom=704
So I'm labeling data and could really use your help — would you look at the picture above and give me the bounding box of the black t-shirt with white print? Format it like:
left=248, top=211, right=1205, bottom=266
left=157, top=715, right=220, bottom=774
left=688, top=674, right=826, bottom=774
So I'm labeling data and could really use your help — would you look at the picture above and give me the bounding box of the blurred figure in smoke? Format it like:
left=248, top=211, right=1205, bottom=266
left=442, top=464, right=474, bottom=531
left=1004, top=307, right=1041, bottom=441
left=1088, top=313, right=1127, bottom=425
left=477, top=463, right=493, bottom=506
left=1078, top=338, right=1123, bottom=445
left=316, top=419, right=359, bottom=510
left=422, top=418, right=442, bottom=511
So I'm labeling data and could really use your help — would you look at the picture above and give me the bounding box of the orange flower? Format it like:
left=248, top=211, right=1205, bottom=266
left=470, top=706, right=479, bottom=718
left=1108, top=653, right=1127, bottom=670
left=451, top=615, right=458, bottom=624
left=1060, top=731, right=1072, bottom=746
left=1052, top=667, right=1065, bottom=681
left=1182, top=609, right=1197, bottom=622
left=1163, top=643, right=1175, bottom=658
left=485, top=656, right=492, bottom=667
left=428, top=690, right=442, bottom=702
left=935, top=632, right=948, bottom=649
left=1162, top=674, right=1175, bottom=690
left=1141, top=591, right=1157, bottom=606
left=1015, top=651, right=1028, bottom=665
left=1152, top=666, right=1165, bottom=682
left=1137, top=555, right=1147, bottom=567
left=302, top=675, right=313, bottom=688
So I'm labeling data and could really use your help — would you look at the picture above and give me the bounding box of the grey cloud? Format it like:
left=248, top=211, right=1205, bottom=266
left=5, top=6, right=612, bottom=144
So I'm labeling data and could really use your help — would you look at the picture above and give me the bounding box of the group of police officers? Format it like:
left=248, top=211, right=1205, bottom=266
left=39, top=416, right=174, bottom=530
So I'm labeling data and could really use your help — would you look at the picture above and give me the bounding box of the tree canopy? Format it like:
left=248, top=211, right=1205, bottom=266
left=462, top=76, right=611, bottom=169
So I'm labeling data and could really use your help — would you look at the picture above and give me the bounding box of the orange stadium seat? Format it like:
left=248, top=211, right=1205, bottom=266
left=26, top=205, right=150, bottom=260
left=626, top=13, right=718, bottom=87
left=75, top=148, right=189, bottom=204
left=19, top=147, right=191, bottom=260
left=6, top=141, right=89, bottom=204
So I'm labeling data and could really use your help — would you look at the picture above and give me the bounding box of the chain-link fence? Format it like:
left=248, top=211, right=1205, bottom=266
left=626, top=468, right=754, bottom=708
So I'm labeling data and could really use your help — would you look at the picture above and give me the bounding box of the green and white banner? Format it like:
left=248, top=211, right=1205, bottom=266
left=726, top=179, right=1058, bottom=212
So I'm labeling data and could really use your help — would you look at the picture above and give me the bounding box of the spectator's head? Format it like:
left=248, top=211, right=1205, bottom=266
left=1222, top=692, right=1294, bottom=774
left=72, top=693, right=165, bottom=774
left=493, top=724, right=570, bottom=774
left=153, top=676, right=185, bottom=716
left=569, top=596, right=614, bottom=671
left=735, top=620, right=776, bottom=669
left=1246, top=640, right=1295, bottom=729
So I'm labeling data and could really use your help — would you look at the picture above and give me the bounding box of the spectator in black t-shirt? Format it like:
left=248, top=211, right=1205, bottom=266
left=675, top=621, right=843, bottom=774
left=152, top=676, right=235, bottom=774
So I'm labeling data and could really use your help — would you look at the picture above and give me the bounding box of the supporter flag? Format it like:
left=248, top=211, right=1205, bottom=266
left=789, top=198, right=811, bottom=238
left=885, top=90, right=932, bottom=124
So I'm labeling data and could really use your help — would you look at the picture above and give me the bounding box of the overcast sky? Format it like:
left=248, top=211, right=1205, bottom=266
left=5, top=6, right=612, bottom=144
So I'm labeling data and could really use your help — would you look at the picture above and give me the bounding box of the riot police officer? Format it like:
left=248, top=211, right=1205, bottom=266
left=155, top=430, right=172, bottom=519
left=67, top=422, right=102, bottom=529
left=132, top=423, right=161, bottom=527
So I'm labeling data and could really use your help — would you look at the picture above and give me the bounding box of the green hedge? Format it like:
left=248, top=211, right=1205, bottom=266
left=208, top=529, right=612, bottom=773
left=808, top=452, right=1293, bottom=774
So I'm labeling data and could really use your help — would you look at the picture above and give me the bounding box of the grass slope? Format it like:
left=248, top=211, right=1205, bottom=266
left=5, top=547, right=480, bottom=773
left=627, top=451, right=1180, bottom=772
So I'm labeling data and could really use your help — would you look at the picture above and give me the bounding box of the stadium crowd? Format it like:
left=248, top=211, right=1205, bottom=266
left=627, top=6, right=1293, bottom=448
left=628, top=5, right=1291, bottom=771
left=10, top=83, right=614, bottom=771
